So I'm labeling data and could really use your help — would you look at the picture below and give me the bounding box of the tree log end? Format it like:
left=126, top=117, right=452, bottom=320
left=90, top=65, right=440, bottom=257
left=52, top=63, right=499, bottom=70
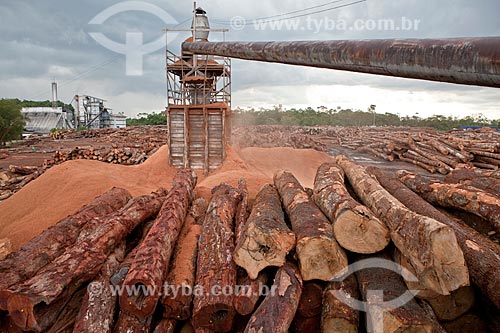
left=334, top=209, right=390, bottom=254
left=297, top=237, right=348, bottom=281
left=192, top=303, right=236, bottom=332
left=119, top=282, right=159, bottom=319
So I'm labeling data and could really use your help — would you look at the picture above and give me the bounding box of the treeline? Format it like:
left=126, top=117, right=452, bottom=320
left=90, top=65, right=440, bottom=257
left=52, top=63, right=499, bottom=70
left=232, top=107, right=499, bottom=131
left=11, top=99, right=75, bottom=112
left=127, top=112, right=166, bottom=126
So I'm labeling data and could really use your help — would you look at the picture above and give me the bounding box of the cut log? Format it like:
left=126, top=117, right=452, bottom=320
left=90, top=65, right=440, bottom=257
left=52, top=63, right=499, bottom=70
left=368, top=166, right=500, bottom=309
left=0, top=238, right=11, bottom=261
left=46, top=288, right=87, bottom=333
left=321, top=274, right=360, bottom=333
left=393, top=249, right=440, bottom=300
left=162, top=198, right=207, bottom=320
left=152, top=318, right=176, bottom=333
left=113, top=311, right=152, bottom=333
left=417, top=300, right=448, bottom=333
left=243, top=263, right=303, bottom=333
left=233, top=184, right=296, bottom=279
left=312, top=163, right=390, bottom=254
left=8, top=165, right=38, bottom=175
left=234, top=269, right=267, bottom=316
left=291, top=313, right=321, bottom=333
left=336, top=156, right=469, bottom=296
left=73, top=243, right=126, bottom=333
left=355, top=253, right=434, bottom=333
left=0, top=187, right=132, bottom=300
left=5, top=191, right=166, bottom=331
left=120, top=169, right=197, bottom=318
left=296, top=282, right=323, bottom=318
left=398, top=170, right=500, bottom=233
left=425, top=287, right=475, bottom=321
left=444, top=167, right=500, bottom=197
left=192, top=184, right=241, bottom=332
left=234, top=178, right=249, bottom=244
left=274, top=170, right=348, bottom=281
left=440, top=313, right=488, bottom=333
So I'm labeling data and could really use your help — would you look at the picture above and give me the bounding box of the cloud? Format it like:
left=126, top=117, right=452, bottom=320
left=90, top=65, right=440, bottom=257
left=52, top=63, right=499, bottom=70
left=0, top=0, right=499, bottom=119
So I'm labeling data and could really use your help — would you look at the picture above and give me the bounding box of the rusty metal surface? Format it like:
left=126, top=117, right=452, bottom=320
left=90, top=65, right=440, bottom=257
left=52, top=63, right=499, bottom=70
left=183, top=38, right=500, bottom=87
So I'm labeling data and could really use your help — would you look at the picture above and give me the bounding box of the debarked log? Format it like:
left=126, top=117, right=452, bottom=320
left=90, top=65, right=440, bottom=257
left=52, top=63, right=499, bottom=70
left=336, top=156, right=469, bottom=296
left=243, top=263, right=303, bottom=333
left=192, top=184, right=241, bottom=332
left=5, top=190, right=166, bottom=331
left=0, top=187, right=132, bottom=299
left=398, top=170, right=500, bottom=233
left=274, top=170, right=348, bottom=281
left=120, top=169, right=197, bottom=318
left=312, top=162, right=390, bottom=254
left=233, top=184, right=296, bottom=280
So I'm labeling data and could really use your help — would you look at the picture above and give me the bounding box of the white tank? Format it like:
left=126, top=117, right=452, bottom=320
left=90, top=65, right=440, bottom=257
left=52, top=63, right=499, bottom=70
left=192, top=8, right=210, bottom=41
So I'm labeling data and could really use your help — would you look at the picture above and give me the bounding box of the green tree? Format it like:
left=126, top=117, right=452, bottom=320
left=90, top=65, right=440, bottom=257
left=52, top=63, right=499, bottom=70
left=0, top=99, right=25, bottom=145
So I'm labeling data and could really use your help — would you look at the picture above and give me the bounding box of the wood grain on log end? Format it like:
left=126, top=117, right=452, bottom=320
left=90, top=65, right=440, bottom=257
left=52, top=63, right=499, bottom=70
left=313, top=162, right=390, bottom=254
left=234, top=184, right=295, bottom=280
left=321, top=275, right=360, bottom=333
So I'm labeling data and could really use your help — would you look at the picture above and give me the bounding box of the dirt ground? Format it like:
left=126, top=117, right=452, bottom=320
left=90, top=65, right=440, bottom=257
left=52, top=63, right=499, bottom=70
left=0, top=128, right=496, bottom=250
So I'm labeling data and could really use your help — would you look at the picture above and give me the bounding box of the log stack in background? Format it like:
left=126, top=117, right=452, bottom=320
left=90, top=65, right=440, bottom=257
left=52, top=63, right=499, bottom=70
left=233, top=125, right=500, bottom=173
left=0, top=126, right=168, bottom=203
left=1, top=157, right=500, bottom=332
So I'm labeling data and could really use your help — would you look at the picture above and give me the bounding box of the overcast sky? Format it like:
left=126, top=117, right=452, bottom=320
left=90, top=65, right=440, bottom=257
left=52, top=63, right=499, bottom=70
left=1, top=0, right=499, bottom=119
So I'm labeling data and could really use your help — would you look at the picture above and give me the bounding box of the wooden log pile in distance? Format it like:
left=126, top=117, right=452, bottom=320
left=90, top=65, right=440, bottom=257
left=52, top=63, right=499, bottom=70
left=233, top=125, right=500, bottom=173
left=2, top=158, right=500, bottom=332
left=0, top=126, right=169, bottom=203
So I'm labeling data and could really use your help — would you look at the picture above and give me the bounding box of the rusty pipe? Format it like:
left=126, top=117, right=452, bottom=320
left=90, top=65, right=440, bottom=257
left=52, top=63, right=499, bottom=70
left=183, top=37, right=500, bottom=88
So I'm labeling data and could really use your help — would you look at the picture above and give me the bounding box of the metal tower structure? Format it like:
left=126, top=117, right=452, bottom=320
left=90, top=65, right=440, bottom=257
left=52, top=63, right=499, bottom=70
left=165, top=3, right=231, bottom=173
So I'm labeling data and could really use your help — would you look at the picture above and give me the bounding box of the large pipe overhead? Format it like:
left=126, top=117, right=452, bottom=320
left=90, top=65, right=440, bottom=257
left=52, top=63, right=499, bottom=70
left=183, top=37, right=500, bottom=88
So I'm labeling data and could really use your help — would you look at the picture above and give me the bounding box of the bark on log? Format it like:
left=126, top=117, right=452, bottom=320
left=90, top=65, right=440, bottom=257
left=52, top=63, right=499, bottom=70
left=152, top=318, right=176, bottom=333
left=0, top=187, right=132, bottom=300
left=243, top=263, right=303, bottom=333
left=0, top=238, right=11, bottom=261
left=296, top=282, right=323, bottom=318
left=417, top=300, right=447, bottom=333
left=5, top=191, right=166, bottom=331
left=444, top=167, right=500, bottom=197
left=162, top=198, right=207, bottom=320
left=235, top=178, right=249, bottom=244
left=312, top=163, right=390, bottom=254
left=291, top=314, right=321, bottom=333
left=73, top=243, right=126, bottom=333
left=8, top=165, right=38, bottom=175
left=355, top=253, right=434, bottom=333
left=120, top=170, right=197, bottom=318
left=46, top=288, right=87, bottom=333
left=440, top=313, right=488, bottom=333
left=192, top=184, right=241, bottom=332
left=113, top=311, right=152, bottom=333
left=233, top=184, right=296, bottom=279
left=274, top=170, right=348, bottom=281
left=233, top=269, right=267, bottom=316
left=398, top=170, right=500, bottom=233
left=335, top=156, right=469, bottom=296
left=321, top=275, right=360, bottom=333
left=368, top=166, right=500, bottom=309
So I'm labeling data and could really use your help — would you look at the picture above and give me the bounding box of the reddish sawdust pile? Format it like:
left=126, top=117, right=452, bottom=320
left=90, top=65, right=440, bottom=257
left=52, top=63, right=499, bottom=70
left=0, top=145, right=334, bottom=250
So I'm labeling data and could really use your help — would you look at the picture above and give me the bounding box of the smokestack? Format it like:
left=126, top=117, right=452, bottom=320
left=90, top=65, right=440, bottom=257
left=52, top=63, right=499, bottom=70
left=51, top=81, right=58, bottom=108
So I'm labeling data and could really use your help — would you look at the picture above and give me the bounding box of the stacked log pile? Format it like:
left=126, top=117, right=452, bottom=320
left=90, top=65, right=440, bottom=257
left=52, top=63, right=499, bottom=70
left=233, top=125, right=500, bottom=173
left=2, top=160, right=500, bottom=332
left=0, top=126, right=168, bottom=203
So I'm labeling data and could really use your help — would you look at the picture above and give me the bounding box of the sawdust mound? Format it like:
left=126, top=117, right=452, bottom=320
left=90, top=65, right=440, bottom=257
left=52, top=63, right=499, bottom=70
left=0, top=145, right=333, bottom=250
